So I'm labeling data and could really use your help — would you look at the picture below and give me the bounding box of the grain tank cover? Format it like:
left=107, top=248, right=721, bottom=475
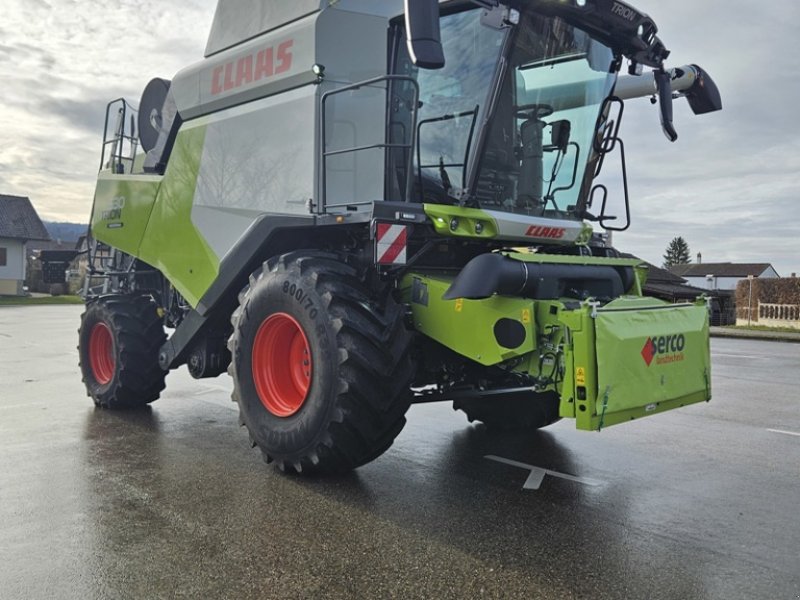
left=205, top=0, right=324, bottom=57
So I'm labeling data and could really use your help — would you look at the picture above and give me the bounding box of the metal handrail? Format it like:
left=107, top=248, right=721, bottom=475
left=99, top=98, right=139, bottom=174
left=323, top=142, right=416, bottom=159
left=319, top=75, right=420, bottom=213
left=415, top=106, right=478, bottom=194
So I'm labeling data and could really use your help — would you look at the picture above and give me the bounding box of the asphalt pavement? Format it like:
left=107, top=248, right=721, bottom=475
left=1, top=305, right=799, bottom=599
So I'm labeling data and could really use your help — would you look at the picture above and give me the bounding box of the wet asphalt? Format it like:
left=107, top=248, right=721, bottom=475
left=1, top=305, right=799, bottom=600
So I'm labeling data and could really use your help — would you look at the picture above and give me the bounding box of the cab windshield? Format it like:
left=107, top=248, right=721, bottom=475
left=394, top=8, right=616, bottom=220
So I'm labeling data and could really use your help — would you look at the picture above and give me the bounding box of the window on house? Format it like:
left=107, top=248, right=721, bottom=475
left=0, top=247, right=7, bottom=267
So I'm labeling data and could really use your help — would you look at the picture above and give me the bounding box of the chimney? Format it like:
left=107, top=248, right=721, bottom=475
left=697, top=252, right=702, bottom=264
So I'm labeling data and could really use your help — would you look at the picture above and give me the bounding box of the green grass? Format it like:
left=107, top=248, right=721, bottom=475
left=0, top=295, right=84, bottom=306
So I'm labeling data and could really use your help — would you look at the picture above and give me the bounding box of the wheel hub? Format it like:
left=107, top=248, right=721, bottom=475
left=252, top=313, right=312, bottom=417
left=88, top=322, right=115, bottom=385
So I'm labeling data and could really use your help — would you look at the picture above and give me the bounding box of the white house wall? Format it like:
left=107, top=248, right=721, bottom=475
left=0, top=238, right=25, bottom=295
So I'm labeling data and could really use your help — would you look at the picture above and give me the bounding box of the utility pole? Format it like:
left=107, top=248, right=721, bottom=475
left=747, top=275, right=755, bottom=327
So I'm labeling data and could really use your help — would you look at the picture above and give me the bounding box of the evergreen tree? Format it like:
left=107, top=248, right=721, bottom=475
left=663, top=236, right=692, bottom=268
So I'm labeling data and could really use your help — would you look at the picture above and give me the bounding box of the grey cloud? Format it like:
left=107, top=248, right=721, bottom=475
left=0, top=0, right=212, bottom=220
left=0, top=42, right=57, bottom=71
left=34, top=98, right=105, bottom=137
left=611, top=0, right=800, bottom=276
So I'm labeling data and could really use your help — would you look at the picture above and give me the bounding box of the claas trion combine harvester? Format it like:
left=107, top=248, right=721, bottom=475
left=79, top=0, right=722, bottom=473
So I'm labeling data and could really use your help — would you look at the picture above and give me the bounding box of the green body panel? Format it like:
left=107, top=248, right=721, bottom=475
left=401, top=274, right=536, bottom=366
left=558, top=297, right=712, bottom=430
left=91, top=174, right=163, bottom=257
left=137, top=124, right=219, bottom=307
left=511, top=300, right=568, bottom=384
left=507, top=252, right=642, bottom=268
left=558, top=306, right=594, bottom=422
left=91, top=123, right=220, bottom=308
left=592, top=298, right=711, bottom=420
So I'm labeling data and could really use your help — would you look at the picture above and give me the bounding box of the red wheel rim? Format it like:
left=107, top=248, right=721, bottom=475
left=89, top=322, right=115, bottom=385
left=252, top=313, right=313, bottom=417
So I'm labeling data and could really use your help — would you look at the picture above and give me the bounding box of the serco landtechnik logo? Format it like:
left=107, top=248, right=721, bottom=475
left=641, top=334, right=686, bottom=367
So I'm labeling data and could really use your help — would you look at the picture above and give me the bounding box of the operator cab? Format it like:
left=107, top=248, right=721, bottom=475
left=390, top=0, right=720, bottom=232
left=390, top=4, right=616, bottom=223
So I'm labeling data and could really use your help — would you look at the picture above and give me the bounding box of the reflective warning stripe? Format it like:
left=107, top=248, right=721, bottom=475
left=376, top=224, right=408, bottom=265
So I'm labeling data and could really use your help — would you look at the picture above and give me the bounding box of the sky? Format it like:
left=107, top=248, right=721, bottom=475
left=0, top=0, right=798, bottom=276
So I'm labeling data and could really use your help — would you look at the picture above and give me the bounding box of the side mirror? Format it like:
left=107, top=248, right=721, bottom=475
left=685, top=64, right=722, bottom=115
left=404, top=0, right=445, bottom=69
left=655, top=69, right=678, bottom=142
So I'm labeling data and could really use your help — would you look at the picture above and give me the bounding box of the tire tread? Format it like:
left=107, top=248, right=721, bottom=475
left=229, top=251, right=414, bottom=474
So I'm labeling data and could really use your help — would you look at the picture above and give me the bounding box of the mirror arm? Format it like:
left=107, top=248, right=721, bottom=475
left=654, top=68, right=678, bottom=142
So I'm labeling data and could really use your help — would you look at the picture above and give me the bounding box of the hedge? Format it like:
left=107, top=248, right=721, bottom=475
left=735, top=278, right=800, bottom=321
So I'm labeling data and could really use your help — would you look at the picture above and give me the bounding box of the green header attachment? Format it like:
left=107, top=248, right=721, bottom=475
left=560, top=297, right=711, bottom=431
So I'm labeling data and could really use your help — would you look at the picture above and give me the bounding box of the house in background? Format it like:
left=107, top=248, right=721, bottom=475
left=621, top=254, right=735, bottom=324
left=669, top=262, right=780, bottom=291
left=0, top=195, right=51, bottom=296
left=26, top=236, right=85, bottom=294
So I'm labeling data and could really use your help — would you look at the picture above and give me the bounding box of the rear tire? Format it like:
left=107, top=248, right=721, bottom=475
left=78, top=296, right=167, bottom=409
left=455, top=391, right=561, bottom=431
left=229, top=251, right=414, bottom=474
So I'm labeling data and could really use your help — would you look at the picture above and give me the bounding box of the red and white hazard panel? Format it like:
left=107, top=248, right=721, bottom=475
left=375, top=223, right=409, bottom=265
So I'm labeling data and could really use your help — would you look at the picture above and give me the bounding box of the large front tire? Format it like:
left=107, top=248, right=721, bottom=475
left=229, top=252, right=414, bottom=474
left=78, top=296, right=168, bottom=409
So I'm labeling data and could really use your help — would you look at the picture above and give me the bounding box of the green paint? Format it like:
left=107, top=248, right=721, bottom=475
left=558, top=297, right=711, bottom=431
left=558, top=305, right=597, bottom=426
left=505, top=251, right=642, bottom=268
left=574, top=223, right=595, bottom=245
left=404, top=261, right=711, bottom=431
left=89, top=122, right=220, bottom=308
left=591, top=298, right=711, bottom=421
left=91, top=173, right=163, bottom=256
left=401, top=273, right=535, bottom=366
left=510, top=300, right=568, bottom=387
left=137, top=123, right=220, bottom=307
left=423, top=204, right=498, bottom=239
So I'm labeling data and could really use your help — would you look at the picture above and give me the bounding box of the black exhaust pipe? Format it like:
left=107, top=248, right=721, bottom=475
left=442, top=254, right=635, bottom=301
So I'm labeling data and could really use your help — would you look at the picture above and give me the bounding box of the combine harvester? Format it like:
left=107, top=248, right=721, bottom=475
left=80, top=0, right=722, bottom=473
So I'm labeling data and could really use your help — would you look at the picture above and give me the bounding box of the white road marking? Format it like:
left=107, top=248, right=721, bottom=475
left=713, top=353, right=768, bottom=360
left=767, top=429, right=800, bottom=438
left=485, top=455, right=604, bottom=490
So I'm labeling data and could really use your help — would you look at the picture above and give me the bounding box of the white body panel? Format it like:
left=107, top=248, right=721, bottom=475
left=484, top=210, right=589, bottom=244
left=0, top=239, right=26, bottom=295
